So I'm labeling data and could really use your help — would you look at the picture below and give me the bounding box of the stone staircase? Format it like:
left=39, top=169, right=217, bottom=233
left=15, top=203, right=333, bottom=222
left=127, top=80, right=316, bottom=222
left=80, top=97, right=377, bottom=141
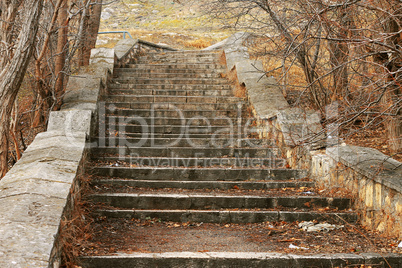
left=77, top=50, right=398, bottom=267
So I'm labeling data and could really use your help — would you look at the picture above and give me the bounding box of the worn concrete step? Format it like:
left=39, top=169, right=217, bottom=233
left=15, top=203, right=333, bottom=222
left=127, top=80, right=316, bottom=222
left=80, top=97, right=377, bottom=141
left=100, top=133, right=258, bottom=141
left=91, top=179, right=314, bottom=190
left=138, top=56, right=220, bottom=64
left=105, top=124, right=256, bottom=135
left=111, top=77, right=229, bottom=86
left=100, top=132, right=256, bottom=139
left=114, top=67, right=226, bottom=76
left=108, top=83, right=233, bottom=90
left=108, top=88, right=234, bottom=97
left=122, top=63, right=225, bottom=70
left=139, top=51, right=221, bottom=58
left=139, top=52, right=220, bottom=59
left=114, top=72, right=223, bottom=79
left=146, top=50, right=222, bottom=56
left=139, top=52, right=220, bottom=58
left=106, top=108, right=247, bottom=118
left=79, top=252, right=402, bottom=268
left=92, top=138, right=273, bottom=148
left=89, top=193, right=352, bottom=210
left=90, top=167, right=306, bottom=181
left=104, top=95, right=241, bottom=104
left=94, top=209, right=358, bottom=224
left=92, top=157, right=284, bottom=169
left=104, top=116, right=250, bottom=126
left=91, top=147, right=278, bottom=158
left=107, top=102, right=244, bottom=111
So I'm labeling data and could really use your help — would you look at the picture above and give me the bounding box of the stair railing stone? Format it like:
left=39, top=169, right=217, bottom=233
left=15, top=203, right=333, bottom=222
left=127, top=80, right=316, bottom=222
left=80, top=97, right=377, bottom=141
left=114, top=38, right=177, bottom=67
left=210, top=32, right=402, bottom=239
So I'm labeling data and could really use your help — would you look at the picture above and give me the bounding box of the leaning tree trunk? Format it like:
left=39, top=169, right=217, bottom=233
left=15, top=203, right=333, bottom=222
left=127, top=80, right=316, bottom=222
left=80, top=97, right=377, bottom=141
left=0, top=0, right=43, bottom=178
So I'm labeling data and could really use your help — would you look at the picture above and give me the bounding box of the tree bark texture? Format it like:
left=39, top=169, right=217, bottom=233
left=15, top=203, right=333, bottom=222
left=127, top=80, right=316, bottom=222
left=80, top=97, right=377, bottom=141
left=82, top=0, right=103, bottom=66
left=0, top=0, right=43, bottom=178
left=54, top=0, right=70, bottom=101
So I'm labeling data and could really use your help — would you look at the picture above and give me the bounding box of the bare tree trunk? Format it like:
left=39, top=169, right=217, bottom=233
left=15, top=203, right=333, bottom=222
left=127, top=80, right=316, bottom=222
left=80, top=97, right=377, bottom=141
left=54, top=0, right=70, bottom=103
left=256, top=0, right=325, bottom=111
left=78, top=0, right=91, bottom=67
left=0, top=0, right=43, bottom=178
left=82, top=0, right=103, bottom=66
left=383, top=1, right=402, bottom=154
left=10, top=100, right=21, bottom=160
left=33, top=0, right=65, bottom=127
left=0, top=0, right=23, bottom=68
left=325, top=5, right=353, bottom=101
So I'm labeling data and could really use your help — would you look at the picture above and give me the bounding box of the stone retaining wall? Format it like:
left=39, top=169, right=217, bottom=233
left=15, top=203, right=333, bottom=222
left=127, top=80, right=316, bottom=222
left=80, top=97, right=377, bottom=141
left=218, top=32, right=402, bottom=239
left=0, top=39, right=140, bottom=267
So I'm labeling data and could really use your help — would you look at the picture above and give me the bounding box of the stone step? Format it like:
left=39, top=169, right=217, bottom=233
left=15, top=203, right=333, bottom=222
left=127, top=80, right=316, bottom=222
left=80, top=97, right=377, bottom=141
left=108, top=88, right=234, bottom=97
left=146, top=50, right=221, bottom=55
left=91, top=147, right=278, bottom=158
left=79, top=252, right=402, bottom=268
left=103, top=116, right=250, bottom=126
left=108, top=83, right=233, bottom=90
left=99, top=133, right=257, bottom=140
left=114, top=67, right=226, bottom=75
left=94, top=209, right=358, bottom=224
left=114, top=72, right=223, bottom=79
left=106, top=102, right=244, bottom=111
left=104, top=95, right=242, bottom=104
left=90, top=167, right=306, bottom=181
left=111, top=77, right=229, bottom=85
left=106, top=108, right=247, bottom=118
left=91, top=179, right=314, bottom=190
left=89, top=193, right=352, bottom=210
left=139, top=52, right=220, bottom=58
left=92, top=138, right=273, bottom=148
left=105, top=124, right=256, bottom=135
left=122, top=63, right=225, bottom=70
left=139, top=52, right=220, bottom=57
left=92, top=157, right=285, bottom=168
left=138, top=56, right=220, bottom=64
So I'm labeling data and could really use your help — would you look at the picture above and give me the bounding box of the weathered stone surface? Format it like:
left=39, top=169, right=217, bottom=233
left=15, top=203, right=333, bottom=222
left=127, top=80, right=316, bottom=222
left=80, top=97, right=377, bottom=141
left=203, top=38, right=228, bottom=51
left=223, top=33, right=289, bottom=120
left=0, top=195, right=65, bottom=225
left=20, top=146, right=81, bottom=164
left=277, top=107, right=324, bottom=148
left=0, top=41, right=111, bottom=266
left=0, top=222, right=58, bottom=267
left=0, top=179, right=71, bottom=199
left=62, top=76, right=101, bottom=109
left=47, top=110, right=92, bottom=136
left=309, top=144, right=402, bottom=238
left=114, top=38, right=138, bottom=60
left=0, top=193, right=69, bottom=267
left=2, top=159, right=79, bottom=184
left=61, top=102, right=98, bottom=111
left=327, top=145, right=402, bottom=192
left=75, top=62, right=112, bottom=84
left=223, top=32, right=251, bottom=70
left=90, top=47, right=115, bottom=65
